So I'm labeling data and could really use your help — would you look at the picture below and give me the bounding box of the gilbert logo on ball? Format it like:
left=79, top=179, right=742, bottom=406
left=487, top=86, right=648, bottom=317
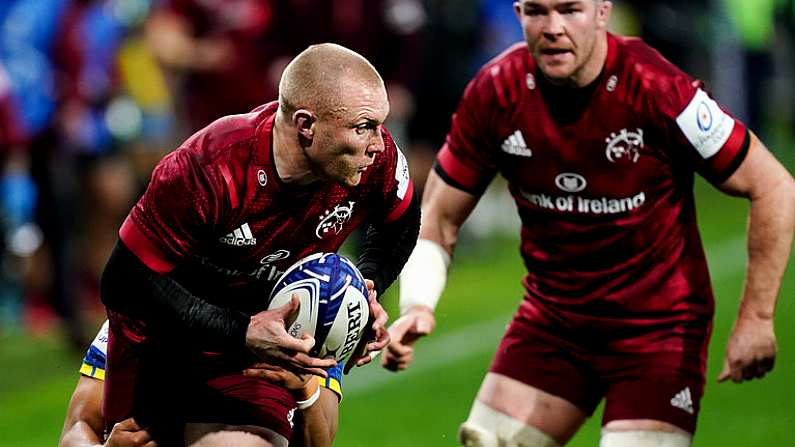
left=268, top=252, right=369, bottom=363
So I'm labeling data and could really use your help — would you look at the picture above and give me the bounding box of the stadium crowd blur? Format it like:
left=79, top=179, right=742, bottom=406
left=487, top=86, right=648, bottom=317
left=0, top=0, right=793, bottom=349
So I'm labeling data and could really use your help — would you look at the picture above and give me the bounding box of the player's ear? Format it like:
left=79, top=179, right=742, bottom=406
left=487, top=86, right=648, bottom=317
left=596, top=1, right=612, bottom=29
left=513, top=1, right=522, bottom=21
left=293, top=109, right=316, bottom=143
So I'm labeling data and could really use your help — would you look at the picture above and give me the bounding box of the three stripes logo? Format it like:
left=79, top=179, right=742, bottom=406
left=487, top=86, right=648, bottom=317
left=219, top=222, right=257, bottom=246
left=501, top=130, right=532, bottom=157
left=670, top=387, right=694, bottom=414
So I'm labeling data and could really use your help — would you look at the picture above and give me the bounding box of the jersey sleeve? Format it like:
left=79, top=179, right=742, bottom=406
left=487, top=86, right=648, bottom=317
left=377, top=128, right=415, bottom=224
left=660, top=74, right=750, bottom=184
left=435, top=68, right=500, bottom=195
left=79, top=320, right=109, bottom=380
left=314, top=363, right=343, bottom=402
left=119, top=149, right=222, bottom=273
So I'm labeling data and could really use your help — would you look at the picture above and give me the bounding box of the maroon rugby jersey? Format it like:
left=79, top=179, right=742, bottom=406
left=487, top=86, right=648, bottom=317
left=120, top=102, right=413, bottom=314
left=437, top=34, right=748, bottom=324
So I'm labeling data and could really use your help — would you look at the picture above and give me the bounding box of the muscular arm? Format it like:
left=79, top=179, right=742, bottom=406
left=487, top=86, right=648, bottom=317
left=419, top=168, right=482, bottom=256
left=341, top=191, right=420, bottom=372
left=382, top=169, right=481, bottom=371
left=101, top=241, right=330, bottom=373
left=59, top=377, right=154, bottom=447
left=291, top=389, right=339, bottom=447
left=716, top=132, right=795, bottom=382
left=100, top=240, right=250, bottom=351
left=242, top=365, right=339, bottom=447
left=59, top=376, right=105, bottom=447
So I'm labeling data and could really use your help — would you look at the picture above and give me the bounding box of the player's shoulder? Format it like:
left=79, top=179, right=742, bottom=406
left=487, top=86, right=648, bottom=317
left=482, top=41, right=532, bottom=74
left=468, top=42, right=532, bottom=106
left=615, top=35, right=693, bottom=95
left=610, top=34, right=698, bottom=117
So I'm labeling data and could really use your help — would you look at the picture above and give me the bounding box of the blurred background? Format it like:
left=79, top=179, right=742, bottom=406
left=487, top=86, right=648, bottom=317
left=0, top=0, right=793, bottom=445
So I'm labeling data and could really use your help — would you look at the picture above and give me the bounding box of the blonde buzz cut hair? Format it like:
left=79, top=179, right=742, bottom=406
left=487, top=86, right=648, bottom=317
left=278, top=43, right=384, bottom=119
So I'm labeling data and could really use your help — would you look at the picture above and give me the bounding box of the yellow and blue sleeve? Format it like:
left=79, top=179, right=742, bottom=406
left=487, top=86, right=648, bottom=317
left=79, top=345, right=107, bottom=380
left=315, top=363, right=343, bottom=401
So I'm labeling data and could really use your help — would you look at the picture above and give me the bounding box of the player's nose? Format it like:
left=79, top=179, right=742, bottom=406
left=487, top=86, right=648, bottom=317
left=366, top=127, right=385, bottom=156
left=542, top=11, right=566, bottom=37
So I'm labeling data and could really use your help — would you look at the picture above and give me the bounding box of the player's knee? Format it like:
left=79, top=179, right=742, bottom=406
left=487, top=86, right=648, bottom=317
left=189, top=430, right=274, bottom=447
left=599, top=430, right=692, bottom=447
left=458, top=421, right=498, bottom=447
left=458, top=401, right=560, bottom=447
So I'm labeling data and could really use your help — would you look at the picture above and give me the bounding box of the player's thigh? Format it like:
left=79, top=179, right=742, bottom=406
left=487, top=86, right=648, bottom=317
left=186, top=425, right=280, bottom=447
left=600, top=419, right=692, bottom=447
left=468, top=372, right=587, bottom=445
left=599, top=321, right=709, bottom=440
left=473, top=311, right=602, bottom=444
left=187, top=373, right=297, bottom=443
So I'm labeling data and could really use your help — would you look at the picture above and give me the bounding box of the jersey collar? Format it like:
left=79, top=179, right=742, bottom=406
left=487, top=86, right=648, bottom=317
left=604, top=32, right=619, bottom=77
left=253, top=103, right=278, bottom=167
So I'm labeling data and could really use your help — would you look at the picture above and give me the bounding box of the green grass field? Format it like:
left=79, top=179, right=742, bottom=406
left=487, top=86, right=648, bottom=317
left=1, top=162, right=794, bottom=446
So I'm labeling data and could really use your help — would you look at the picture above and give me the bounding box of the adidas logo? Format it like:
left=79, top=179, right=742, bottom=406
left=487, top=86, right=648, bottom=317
left=670, top=387, right=694, bottom=414
left=219, top=222, right=257, bottom=246
left=501, top=130, right=532, bottom=157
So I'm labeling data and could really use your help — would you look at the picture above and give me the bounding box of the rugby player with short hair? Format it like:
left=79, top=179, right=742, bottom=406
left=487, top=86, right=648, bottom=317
left=386, top=1, right=795, bottom=446
left=100, top=43, right=419, bottom=445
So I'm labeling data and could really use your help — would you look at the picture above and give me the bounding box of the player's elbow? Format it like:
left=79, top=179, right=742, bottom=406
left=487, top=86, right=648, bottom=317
left=768, top=172, right=795, bottom=217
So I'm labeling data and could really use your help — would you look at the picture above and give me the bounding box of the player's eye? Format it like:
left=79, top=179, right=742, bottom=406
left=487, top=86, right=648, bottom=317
left=354, top=123, right=374, bottom=135
left=524, top=7, right=545, bottom=16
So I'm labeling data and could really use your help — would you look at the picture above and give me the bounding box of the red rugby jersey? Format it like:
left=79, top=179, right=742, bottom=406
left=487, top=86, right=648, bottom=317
left=437, top=34, right=748, bottom=324
left=121, top=102, right=413, bottom=314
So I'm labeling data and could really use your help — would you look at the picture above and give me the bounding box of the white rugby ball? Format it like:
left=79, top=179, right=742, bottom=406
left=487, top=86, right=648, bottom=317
left=268, top=252, right=370, bottom=363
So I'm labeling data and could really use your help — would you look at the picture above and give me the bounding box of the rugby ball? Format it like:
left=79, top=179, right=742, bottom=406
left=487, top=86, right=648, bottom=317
left=268, top=252, right=370, bottom=363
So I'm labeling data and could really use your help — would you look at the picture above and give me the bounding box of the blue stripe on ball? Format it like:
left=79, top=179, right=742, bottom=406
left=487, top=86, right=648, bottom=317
left=271, top=253, right=368, bottom=358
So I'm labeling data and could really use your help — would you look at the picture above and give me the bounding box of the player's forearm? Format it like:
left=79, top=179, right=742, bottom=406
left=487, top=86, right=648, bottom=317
left=101, top=240, right=250, bottom=351
left=398, top=170, right=475, bottom=315
left=418, top=209, right=457, bottom=256
left=357, top=192, right=420, bottom=298
left=59, top=421, right=103, bottom=447
left=292, top=390, right=338, bottom=447
left=738, top=178, right=795, bottom=320
left=293, top=409, right=332, bottom=447
left=418, top=170, right=473, bottom=255
left=59, top=377, right=106, bottom=447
